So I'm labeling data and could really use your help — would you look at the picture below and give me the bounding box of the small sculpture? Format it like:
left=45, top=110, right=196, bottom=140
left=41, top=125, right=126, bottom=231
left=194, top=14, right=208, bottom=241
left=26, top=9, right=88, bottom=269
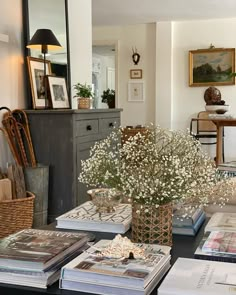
left=132, top=47, right=140, bottom=65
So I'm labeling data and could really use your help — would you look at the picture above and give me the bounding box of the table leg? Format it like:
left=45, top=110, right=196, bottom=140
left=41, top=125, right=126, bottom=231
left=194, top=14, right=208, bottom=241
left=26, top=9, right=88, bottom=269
left=216, top=125, right=223, bottom=166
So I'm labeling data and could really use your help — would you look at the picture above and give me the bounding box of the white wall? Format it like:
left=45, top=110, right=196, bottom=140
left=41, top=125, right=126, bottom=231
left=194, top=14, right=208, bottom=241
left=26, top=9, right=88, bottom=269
left=156, top=18, right=236, bottom=161
left=68, top=0, right=92, bottom=109
left=0, top=0, right=25, bottom=170
left=93, top=24, right=156, bottom=127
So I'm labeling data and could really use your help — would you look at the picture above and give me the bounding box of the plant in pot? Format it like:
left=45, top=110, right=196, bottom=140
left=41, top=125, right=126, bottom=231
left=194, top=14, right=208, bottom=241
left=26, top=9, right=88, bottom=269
left=73, top=82, right=94, bottom=109
left=101, top=88, right=115, bottom=108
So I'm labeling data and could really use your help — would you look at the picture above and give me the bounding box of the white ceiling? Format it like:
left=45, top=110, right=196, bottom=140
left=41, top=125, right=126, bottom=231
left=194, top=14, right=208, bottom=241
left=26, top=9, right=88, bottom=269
left=92, top=0, right=236, bottom=26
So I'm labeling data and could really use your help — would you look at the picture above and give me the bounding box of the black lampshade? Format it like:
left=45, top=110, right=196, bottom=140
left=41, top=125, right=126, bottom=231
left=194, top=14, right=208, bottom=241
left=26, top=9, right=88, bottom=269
left=27, top=29, right=61, bottom=52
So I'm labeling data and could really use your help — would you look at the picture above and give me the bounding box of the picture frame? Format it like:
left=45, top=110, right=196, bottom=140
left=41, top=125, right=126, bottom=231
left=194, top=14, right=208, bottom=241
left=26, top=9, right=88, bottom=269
left=189, top=48, right=235, bottom=87
left=130, top=69, right=142, bottom=79
left=128, top=80, right=145, bottom=102
left=47, top=76, right=70, bottom=109
left=27, top=56, right=52, bottom=109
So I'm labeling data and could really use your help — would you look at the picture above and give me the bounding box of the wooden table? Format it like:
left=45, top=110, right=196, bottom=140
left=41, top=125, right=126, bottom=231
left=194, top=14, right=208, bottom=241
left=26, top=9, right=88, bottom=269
left=192, top=117, right=236, bottom=166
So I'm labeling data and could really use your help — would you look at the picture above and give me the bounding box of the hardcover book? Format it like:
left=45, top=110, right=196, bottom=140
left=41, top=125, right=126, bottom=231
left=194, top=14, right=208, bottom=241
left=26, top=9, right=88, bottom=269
left=60, top=238, right=171, bottom=290
left=158, top=257, right=236, bottom=295
left=172, top=211, right=206, bottom=236
left=0, top=229, right=89, bottom=271
left=172, top=207, right=203, bottom=227
left=205, top=212, right=236, bottom=232
left=56, top=201, right=132, bottom=233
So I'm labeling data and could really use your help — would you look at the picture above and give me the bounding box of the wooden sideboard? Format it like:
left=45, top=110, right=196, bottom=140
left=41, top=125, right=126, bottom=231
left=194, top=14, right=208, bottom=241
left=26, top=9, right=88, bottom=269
left=25, top=109, right=122, bottom=223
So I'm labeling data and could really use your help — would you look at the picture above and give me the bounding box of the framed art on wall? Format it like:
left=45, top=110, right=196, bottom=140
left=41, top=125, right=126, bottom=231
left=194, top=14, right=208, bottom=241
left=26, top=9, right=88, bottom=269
left=27, top=56, right=52, bottom=109
left=189, top=48, right=235, bottom=87
left=47, top=76, right=70, bottom=109
left=128, top=80, right=145, bottom=102
left=130, top=69, right=142, bottom=79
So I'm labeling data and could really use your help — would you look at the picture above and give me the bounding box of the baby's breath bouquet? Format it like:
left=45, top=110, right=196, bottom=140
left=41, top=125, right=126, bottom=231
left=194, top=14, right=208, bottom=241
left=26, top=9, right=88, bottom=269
left=79, top=125, right=234, bottom=210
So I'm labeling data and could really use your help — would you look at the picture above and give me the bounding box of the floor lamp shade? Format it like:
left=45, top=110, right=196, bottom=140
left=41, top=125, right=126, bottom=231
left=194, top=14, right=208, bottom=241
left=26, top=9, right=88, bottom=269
left=26, top=29, right=61, bottom=53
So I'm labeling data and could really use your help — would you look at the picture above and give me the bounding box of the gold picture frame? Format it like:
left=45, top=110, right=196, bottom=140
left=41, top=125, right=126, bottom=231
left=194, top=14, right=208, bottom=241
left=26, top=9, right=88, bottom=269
left=130, top=69, right=142, bottom=79
left=27, top=56, right=52, bottom=109
left=189, top=48, right=235, bottom=87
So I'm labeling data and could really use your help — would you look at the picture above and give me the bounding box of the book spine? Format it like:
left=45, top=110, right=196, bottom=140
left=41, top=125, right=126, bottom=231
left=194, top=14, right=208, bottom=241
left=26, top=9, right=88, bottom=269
left=194, top=254, right=236, bottom=263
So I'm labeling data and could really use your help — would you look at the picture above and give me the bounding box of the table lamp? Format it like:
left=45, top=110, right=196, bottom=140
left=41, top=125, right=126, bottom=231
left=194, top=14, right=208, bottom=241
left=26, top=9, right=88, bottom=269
left=26, top=29, right=62, bottom=106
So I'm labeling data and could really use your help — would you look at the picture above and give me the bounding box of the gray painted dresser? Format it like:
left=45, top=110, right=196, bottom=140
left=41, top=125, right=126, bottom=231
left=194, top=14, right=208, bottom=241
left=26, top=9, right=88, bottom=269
left=25, top=109, right=122, bottom=223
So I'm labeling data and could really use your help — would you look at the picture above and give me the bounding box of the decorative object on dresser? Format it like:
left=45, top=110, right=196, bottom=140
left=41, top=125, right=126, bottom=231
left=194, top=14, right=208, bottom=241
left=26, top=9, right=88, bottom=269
left=79, top=125, right=235, bottom=246
left=60, top=235, right=171, bottom=295
left=25, top=109, right=122, bottom=222
left=56, top=201, right=131, bottom=233
left=0, top=229, right=90, bottom=288
left=189, top=47, right=235, bottom=86
left=101, top=88, right=115, bottom=108
left=158, top=257, right=236, bottom=295
left=73, top=82, right=94, bottom=109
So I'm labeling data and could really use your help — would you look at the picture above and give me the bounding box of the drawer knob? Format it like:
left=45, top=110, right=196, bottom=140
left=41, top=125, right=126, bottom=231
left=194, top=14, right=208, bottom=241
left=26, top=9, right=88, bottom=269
left=87, top=125, right=92, bottom=131
left=109, top=122, right=114, bottom=128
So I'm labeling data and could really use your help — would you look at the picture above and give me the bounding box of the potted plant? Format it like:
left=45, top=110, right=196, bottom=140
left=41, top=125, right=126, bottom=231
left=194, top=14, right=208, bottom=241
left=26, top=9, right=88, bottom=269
left=73, top=82, right=94, bottom=109
left=79, top=126, right=235, bottom=245
left=101, top=88, right=115, bottom=108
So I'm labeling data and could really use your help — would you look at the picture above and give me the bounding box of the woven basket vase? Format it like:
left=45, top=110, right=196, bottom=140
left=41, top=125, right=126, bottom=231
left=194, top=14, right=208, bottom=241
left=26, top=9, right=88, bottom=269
left=0, top=191, right=35, bottom=238
left=132, top=202, right=173, bottom=246
left=78, top=97, right=91, bottom=109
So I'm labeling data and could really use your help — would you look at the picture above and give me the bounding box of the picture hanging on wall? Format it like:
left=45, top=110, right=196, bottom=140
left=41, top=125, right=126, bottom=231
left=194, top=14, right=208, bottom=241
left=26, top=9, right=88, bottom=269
left=27, top=56, right=52, bottom=109
left=47, top=76, right=70, bottom=109
left=130, top=69, right=143, bottom=79
left=189, top=48, right=235, bottom=87
left=128, top=80, right=145, bottom=102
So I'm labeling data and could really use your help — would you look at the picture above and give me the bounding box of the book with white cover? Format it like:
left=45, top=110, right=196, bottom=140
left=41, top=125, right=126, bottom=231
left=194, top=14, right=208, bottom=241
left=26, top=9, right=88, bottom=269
left=60, top=262, right=170, bottom=295
left=158, top=257, right=236, bottom=295
left=56, top=201, right=132, bottom=233
left=60, top=238, right=171, bottom=290
left=205, top=212, right=236, bottom=232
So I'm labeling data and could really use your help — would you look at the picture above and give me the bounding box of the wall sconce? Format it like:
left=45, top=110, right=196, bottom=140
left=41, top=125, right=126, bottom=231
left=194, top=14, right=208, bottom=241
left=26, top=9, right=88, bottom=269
left=132, top=47, right=140, bottom=65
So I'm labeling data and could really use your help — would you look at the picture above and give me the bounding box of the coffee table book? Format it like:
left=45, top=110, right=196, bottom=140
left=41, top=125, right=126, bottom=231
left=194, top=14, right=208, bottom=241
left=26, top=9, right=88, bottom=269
left=172, top=210, right=206, bottom=236
left=56, top=201, right=132, bottom=233
left=205, top=212, right=236, bottom=232
left=60, top=239, right=171, bottom=294
left=173, top=207, right=203, bottom=227
left=158, top=257, right=236, bottom=295
left=0, top=229, right=89, bottom=271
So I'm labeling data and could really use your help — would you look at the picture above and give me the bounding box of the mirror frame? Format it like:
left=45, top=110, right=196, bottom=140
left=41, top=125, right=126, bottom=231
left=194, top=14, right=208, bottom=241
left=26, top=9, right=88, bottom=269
left=22, top=0, right=71, bottom=109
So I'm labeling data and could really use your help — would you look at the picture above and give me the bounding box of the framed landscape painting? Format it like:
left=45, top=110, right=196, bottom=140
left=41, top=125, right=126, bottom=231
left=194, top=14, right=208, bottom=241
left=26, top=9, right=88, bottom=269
left=189, top=48, right=235, bottom=87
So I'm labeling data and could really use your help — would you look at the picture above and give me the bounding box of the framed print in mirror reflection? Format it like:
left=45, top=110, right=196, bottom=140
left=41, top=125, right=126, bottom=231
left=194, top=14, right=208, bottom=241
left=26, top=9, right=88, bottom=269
left=27, top=56, right=52, bottom=109
left=47, top=76, right=70, bottom=109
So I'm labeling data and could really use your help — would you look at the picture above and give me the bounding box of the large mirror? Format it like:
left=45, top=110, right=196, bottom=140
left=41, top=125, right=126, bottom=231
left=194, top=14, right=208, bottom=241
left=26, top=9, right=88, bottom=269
left=22, top=0, right=71, bottom=108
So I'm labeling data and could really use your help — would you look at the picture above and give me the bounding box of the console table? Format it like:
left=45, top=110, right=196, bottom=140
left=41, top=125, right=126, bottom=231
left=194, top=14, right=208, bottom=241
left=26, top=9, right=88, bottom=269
left=0, top=220, right=207, bottom=295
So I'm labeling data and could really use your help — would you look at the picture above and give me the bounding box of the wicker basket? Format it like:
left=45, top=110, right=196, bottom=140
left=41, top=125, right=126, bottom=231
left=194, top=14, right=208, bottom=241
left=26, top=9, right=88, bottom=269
left=0, top=191, right=35, bottom=238
left=78, top=97, right=91, bottom=109
left=132, top=202, right=173, bottom=246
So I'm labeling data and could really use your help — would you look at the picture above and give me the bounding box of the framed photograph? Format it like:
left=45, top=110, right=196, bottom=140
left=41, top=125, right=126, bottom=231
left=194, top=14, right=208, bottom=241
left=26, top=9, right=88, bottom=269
left=47, top=76, right=70, bottom=109
left=27, top=56, right=52, bottom=109
left=130, top=69, right=142, bottom=79
left=189, top=48, right=235, bottom=87
left=128, top=80, right=145, bottom=102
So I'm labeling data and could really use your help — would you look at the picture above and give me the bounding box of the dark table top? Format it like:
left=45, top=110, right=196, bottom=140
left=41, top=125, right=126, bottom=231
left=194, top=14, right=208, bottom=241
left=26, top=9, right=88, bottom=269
left=0, top=219, right=208, bottom=295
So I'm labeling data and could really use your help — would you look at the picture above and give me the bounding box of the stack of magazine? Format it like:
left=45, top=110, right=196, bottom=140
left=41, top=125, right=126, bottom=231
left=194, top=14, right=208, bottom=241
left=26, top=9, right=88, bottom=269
left=194, top=212, right=236, bottom=262
left=172, top=207, right=206, bottom=236
left=0, top=229, right=89, bottom=288
left=60, top=237, right=171, bottom=295
left=56, top=201, right=132, bottom=233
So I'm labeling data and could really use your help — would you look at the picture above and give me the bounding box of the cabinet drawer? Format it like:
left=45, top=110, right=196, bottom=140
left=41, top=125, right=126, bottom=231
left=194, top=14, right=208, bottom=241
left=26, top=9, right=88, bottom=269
left=76, top=119, right=99, bottom=137
left=99, top=117, right=120, bottom=133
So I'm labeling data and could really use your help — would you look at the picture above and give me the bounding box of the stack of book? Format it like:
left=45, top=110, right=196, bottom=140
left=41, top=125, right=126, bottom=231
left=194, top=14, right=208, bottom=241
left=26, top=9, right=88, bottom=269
left=0, top=228, right=89, bottom=288
left=60, top=236, right=171, bottom=295
left=56, top=201, right=132, bottom=233
left=194, top=230, right=236, bottom=263
left=172, top=207, right=206, bottom=236
left=218, top=161, right=236, bottom=177
left=158, top=257, right=236, bottom=295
